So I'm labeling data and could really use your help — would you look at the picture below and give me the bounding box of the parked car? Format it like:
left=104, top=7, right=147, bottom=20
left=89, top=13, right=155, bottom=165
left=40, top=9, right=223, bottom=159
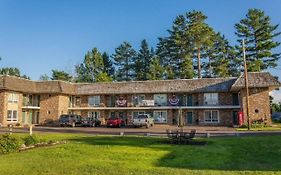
left=59, top=114, right=82, bottom=127
left=107, top=117, right=122, bottom=127
left=132, top=114, right=154, bottom=128
left=272, top=112, right=281, bottom=122
left=81, top=117, right=101, bottom=127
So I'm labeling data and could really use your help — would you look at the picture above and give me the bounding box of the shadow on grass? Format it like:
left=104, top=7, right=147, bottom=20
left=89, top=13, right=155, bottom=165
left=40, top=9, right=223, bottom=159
left=69, top=135, right=281, bottom=172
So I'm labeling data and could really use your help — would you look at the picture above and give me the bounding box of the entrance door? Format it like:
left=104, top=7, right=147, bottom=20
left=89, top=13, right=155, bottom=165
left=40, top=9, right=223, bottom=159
left=22, top=111, right=28, bottom=124
left=186, top=112, right=193, bottom=124
left=29, top=111, right=33, bottom=125
left=233, top=111, right=238, bottom=125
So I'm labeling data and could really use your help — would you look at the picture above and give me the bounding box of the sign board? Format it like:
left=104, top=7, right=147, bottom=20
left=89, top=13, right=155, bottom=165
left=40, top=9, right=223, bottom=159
left=141, top=100, right=155, bottom=106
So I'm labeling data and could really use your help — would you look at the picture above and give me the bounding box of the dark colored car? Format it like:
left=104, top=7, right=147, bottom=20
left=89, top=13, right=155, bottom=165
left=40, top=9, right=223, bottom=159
left=272, top=112, right=281, bottom=122
left=107, top=117, right=122, bottom=128
left=59, top=114, right=82, bottom=127
left=81, top=117, right=101, bottom=127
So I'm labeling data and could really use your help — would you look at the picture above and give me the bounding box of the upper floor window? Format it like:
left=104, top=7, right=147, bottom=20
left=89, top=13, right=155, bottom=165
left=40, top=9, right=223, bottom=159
left=232, top=93, right=239, bottom=105
left=204, top=93, right=218, bottom=105
left=132, top=95, right=145, bottom=106
left=7, top=110, right=18, bottom=122
left=8, top=93, right=19, bottom=103
left=88, top=96, right=100, bottom=106
left=154, top=94, right=167, bottom=106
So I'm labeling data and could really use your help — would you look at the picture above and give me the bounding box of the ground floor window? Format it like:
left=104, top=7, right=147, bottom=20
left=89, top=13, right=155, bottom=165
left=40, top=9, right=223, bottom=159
left=132, top=111, right=145, bottom=119
left=88, top=111, right=100, bottom=120
left=153, top=111, right=167, bottom=123
left=204, top=110, right=219, bottom=123
left=7, top=110, right=18, bottom=122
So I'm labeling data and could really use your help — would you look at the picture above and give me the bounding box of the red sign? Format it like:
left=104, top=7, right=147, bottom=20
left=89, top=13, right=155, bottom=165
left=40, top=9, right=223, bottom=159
left=238, top=111, right=244, bottom=126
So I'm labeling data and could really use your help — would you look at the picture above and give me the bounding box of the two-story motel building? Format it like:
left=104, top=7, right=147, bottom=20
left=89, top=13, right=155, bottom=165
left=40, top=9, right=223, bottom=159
left=0, top=72, right=280, bottom=127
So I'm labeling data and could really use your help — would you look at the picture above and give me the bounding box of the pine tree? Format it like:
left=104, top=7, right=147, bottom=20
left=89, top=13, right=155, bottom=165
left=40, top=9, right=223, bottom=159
left=207, top=33, right=235, bottom=77
left=102, top=52, right=114, bottom=77
left=147, top=56, right=164, bottom=80
left=235, top=9, right=281, bottom=72
left=0, top=67, right=30, bottom=79
left=39, top=74, right=50, bottom=81
left=112, top=42, right=137, bottom=81
left=185, top=10, right=215, bottom=78
left=134, top=39, right=153, bottom=81
left=51, top=70, right=72, bottom=82
left=75, top=48, right=111, bottom=82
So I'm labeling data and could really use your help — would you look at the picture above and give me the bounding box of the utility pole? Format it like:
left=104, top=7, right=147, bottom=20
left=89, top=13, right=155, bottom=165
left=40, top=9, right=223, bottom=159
left=242, top=39, right=250, bottom=130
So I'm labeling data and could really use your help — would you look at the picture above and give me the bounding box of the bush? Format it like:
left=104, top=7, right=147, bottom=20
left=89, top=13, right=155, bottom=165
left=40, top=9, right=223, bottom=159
left=0, top=134, right=21, bottom=154
left=23, top=135, right=39, bottom=146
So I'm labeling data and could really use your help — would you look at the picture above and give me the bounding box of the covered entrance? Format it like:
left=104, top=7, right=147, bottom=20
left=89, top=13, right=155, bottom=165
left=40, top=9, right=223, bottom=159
left=22, top=109, right=40, bottom=125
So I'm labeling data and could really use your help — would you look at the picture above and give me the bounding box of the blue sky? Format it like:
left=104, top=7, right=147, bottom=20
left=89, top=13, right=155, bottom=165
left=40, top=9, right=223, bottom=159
left=0, top=0, right=281, bottom=81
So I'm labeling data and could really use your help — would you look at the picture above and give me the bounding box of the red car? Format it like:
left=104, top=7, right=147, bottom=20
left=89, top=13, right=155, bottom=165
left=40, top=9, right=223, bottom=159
left=107, top=117, right=122, bottom=127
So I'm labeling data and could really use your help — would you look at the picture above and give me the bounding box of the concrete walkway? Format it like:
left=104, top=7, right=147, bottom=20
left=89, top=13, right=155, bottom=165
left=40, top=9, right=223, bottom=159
left=1, top=125, right=281, bottom=137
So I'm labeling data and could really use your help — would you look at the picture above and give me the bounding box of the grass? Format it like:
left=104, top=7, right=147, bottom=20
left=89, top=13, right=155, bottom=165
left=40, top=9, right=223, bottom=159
left=0, top=133, right=281, bottom=175
left=236, top=122, right=281, bottom=131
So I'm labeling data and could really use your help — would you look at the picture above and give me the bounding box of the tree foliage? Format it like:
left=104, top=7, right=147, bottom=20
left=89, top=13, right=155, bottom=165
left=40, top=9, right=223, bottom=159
left=235, top=9, right=281, bottom=72
left=147, top=56, right=165, bottom=80
left=134, top=39, right=153, bottom=81
left=0, top=67, right=30, bottom=79
left=51, top=70, right=72, bottom=82
left=76, top=48, right=112, bottom=83
left=112, top=42, right=137, bottom=81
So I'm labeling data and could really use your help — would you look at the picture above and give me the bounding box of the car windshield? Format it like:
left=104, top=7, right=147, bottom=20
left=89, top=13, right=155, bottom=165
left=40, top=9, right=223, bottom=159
left=136, top=115, right=148, bottom=119
left=60, top=116, right=69, bottom=122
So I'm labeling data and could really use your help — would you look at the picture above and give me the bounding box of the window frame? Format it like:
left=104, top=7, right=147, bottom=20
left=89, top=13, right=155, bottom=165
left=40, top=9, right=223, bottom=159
left=153, top=111, right=168, bottom=123
left=204, top=93, right=219, bottom=105
left=8, top=93, right=19, bottom=103
left=154, top=94, right=167, bottom=106
left=204, top=110, right=219, bottom=123
left=88, top=96, right=101, bottom=107
left=7, top=110, right=18, bottom=122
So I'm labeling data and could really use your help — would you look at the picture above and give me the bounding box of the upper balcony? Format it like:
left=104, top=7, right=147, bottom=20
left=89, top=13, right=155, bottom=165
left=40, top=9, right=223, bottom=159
left=68, top=93, right=241, bottom=110
left=22, top=94, right=40, bottom=109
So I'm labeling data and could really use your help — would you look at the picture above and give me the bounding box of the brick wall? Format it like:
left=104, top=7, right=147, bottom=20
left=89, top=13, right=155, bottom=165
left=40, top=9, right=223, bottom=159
left=39, top=94, right=70, bottom=124
left=0, top=91, right=6, bottom=126
left=240, top=87, right=271, bottom=123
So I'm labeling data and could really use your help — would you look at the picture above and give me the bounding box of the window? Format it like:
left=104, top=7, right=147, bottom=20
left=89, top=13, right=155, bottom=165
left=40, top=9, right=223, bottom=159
left=75, top=97, right=81, bottom=107
left=204, top=110, right=219, bottom=123
left=132, top=111, right=145, bottom=119
left=8, top=93, right=19, bottom=103
left=132, top=95, right=145, bottom=106
left=153, top=111, right=167, bottom=123
left=88, top=96, right=100, bottom=106
left=232, top=93, right=239, bottom=105
left=88, top=111, right=100, bottom=120
left=204, top=93, right=218, bottom=105
left=154, top=94, right=167, bottom=106
left=7, top=110, right=18, bottom=122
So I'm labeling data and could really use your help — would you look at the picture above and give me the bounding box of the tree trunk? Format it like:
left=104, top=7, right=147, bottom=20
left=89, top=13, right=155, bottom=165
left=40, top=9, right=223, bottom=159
left=197, top=48, right=202, bottom=79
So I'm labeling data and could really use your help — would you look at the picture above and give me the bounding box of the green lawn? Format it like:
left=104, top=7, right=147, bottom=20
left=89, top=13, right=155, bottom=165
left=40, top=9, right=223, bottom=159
left=0, top=133, right=281, bottom=175
left=237, top=122, right=281, bottom=131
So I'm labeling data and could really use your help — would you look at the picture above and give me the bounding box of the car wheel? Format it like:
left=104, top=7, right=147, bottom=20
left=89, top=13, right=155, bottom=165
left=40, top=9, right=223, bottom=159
left=146, top=124, right=149, bottom=128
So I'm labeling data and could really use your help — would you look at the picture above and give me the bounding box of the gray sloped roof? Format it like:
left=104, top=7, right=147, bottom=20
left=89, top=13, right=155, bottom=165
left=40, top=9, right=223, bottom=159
left=0, top=72, right=280, bottom=95
left=75, top=78, right=237, bottom=95
left=231, top=72, right=281, bottom=91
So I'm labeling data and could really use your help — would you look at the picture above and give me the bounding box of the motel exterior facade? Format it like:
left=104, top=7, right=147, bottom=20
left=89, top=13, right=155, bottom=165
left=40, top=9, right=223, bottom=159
left=0, top=72, right=280, bottom=127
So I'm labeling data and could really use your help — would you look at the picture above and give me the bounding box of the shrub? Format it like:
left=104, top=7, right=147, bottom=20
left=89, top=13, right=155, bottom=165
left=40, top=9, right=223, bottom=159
left=23, top=135, right=39, bottom=146
left=0, top=134, right=21, bottom=154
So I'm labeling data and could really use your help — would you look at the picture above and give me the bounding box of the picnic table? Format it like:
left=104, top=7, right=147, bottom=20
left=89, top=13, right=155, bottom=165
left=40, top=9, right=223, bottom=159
left=166, top=129, right=196, bottom=144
